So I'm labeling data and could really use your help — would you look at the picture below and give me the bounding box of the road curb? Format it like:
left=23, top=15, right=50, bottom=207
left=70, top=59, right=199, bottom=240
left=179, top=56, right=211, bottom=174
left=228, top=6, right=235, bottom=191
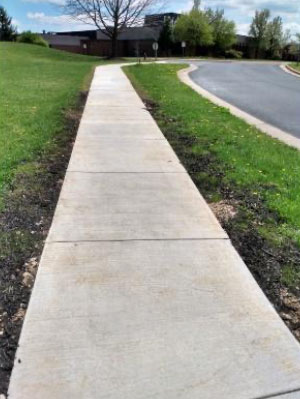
left=281, top=64, right=300, bottom=78
left=178, top=64, right=300, bottom=151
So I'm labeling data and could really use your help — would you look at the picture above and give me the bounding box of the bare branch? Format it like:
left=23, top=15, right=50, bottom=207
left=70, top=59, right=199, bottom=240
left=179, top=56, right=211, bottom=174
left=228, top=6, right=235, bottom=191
left=64, top=0, right=161, bottom=56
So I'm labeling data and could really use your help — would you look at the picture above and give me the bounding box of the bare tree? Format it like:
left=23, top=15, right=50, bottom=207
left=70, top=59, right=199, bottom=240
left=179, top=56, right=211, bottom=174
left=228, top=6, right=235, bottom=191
left=64, top=0, right=159, bottom=57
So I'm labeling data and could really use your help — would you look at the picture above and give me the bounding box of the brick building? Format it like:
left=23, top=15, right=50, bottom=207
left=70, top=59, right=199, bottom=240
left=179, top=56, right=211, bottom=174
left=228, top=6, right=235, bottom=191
left=42, top=13, right=252, bottom=58
left=42, top=13, right=172, bottom=57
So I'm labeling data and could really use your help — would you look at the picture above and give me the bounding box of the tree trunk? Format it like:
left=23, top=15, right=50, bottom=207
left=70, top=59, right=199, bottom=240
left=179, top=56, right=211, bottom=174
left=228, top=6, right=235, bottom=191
left=111, top=33, right=118, bottom=58
left=256, top=43, right=260, bottom=59
left=110, top=11, right=119, bottom=58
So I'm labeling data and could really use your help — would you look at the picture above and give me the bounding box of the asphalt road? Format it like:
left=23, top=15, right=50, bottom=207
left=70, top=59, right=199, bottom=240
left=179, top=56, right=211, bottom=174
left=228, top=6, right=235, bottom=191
left=189, top=62, right=300, bottom=139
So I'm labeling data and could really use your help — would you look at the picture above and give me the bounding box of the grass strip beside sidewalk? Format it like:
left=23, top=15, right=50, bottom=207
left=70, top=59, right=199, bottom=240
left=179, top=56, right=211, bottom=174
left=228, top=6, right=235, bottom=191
left=0, top=43, right=103, bottom=394
left=124, top=63, right=300, bottom=339
left=0, top=43, right=102, bottom=205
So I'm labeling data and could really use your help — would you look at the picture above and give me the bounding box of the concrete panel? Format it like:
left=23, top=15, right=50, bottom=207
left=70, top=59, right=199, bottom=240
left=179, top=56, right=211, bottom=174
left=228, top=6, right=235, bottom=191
left=89, top=75, right=133, bottom=91
left=47, top=172, right=227, bottom=242
left=86, top=90, right=143, bottom=107
left=9, top=240, right=300, bottom=399
left=89, top=72, right=133, bottom=90
left=89, top=84, right=133, bottom=92
left=88, top=86, right=134, bottom=93
left=92, top=66, right=130, bottom=80
left=77, top=120, right=165, bottom=140
left=80, top=105, right=154, bottom=123
left=68, top=137, right=185, bottom=173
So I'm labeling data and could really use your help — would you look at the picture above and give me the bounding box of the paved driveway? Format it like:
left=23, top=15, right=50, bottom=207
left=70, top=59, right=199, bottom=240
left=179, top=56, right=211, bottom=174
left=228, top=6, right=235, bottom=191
left=189, top=62, right=300, bottom=139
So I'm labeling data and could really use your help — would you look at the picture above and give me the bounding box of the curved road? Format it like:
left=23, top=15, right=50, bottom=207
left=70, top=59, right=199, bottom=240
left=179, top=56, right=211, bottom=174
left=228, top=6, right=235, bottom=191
left=189, top=62, right=300, bottom=139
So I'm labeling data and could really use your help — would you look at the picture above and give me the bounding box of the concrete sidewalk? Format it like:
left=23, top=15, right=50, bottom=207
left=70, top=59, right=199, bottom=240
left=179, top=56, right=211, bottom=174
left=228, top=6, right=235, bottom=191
left=9, top=64, right=300, bottom=398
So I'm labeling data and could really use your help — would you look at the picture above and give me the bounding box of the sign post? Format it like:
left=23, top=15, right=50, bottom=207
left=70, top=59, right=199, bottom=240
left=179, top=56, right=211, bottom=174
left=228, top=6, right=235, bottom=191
left=153, top=42, right=159, bottom=61
left=181, top=41, right=186, bottom=57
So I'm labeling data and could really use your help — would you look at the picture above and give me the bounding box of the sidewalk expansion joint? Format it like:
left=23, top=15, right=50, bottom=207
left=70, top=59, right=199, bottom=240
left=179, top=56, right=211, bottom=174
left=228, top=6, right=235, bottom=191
left=66, top=171, right=188, bottom=174
left=86, top=105, right=147, bottom=109
left=75, top=137, right=167, bottom=141
left=46, top=238, right=230, bottom=244
left=252, top=387, right=300, bottom=399
left=75, top=136, right=166, bottom=141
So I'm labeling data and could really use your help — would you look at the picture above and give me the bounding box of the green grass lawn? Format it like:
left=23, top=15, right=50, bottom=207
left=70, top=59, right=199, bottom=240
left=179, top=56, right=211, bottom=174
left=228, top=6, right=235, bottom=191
left=124, top=63, right=300, bottom=292
left=0, top=43, right=106, bottom=392
left=289, top=63, right=300, bottom=72
left=0, top=42, right=103, bottom=205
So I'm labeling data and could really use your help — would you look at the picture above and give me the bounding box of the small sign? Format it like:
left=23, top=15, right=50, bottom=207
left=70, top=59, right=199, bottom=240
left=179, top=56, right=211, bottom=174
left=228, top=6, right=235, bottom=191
left=153, top=42, right=159, bottom=51
left=181, top=41, right=186, bottom=48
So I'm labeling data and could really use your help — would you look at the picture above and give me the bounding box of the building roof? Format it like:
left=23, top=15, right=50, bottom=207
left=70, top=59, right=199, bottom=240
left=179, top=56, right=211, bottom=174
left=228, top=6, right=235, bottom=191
left=42, top=34, right=88, bottom=46
left=144, top=12, right=180, bottom=26
left=236, top=34, right=251, bottom=45
left=56, top=30, right=98, bottom=39
left=97, top=26, right=161, bottom=41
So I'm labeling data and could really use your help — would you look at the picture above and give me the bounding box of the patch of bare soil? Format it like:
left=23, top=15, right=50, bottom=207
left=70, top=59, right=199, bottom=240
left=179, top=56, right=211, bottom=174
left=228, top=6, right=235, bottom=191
left=0, top=91, right=88, bottom=396
left=280, top=289, right=300, bottom=340
left=143, top=97, right=300, bottom=344
left=209, top=200, right=238, bottom=223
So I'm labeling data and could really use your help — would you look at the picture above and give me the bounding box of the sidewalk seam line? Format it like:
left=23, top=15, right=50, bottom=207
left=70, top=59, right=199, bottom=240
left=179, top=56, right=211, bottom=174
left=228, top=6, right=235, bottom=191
left=252, top=386, right=300, bottom=399
left=66, top=171, right=187, bottom=174
left=46, top=238, right=230, bottom=244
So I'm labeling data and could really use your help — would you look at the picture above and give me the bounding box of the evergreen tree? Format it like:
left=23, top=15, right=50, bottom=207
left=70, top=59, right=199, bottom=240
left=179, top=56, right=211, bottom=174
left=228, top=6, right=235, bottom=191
left=158, top=18, right=174, bottom=55
left=0, top=6, right=16, bottom=41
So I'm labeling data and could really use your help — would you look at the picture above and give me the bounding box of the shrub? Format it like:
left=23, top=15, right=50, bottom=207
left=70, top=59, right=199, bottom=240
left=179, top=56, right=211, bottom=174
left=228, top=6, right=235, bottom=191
left=17, top=31, right=48, bottom=47
left=225, top=49, right=243, bottom=59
